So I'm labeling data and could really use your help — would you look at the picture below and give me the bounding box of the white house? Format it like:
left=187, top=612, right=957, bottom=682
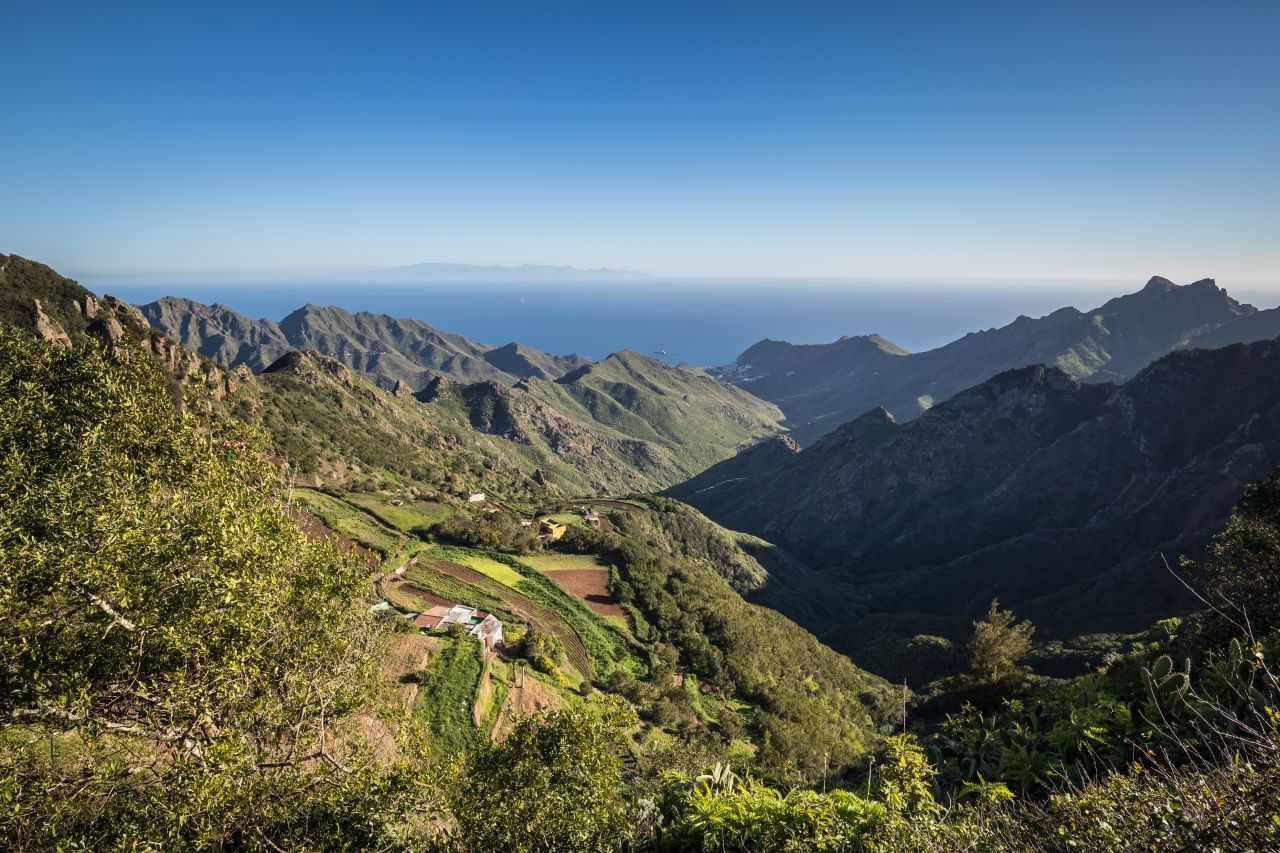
left=440, top=604, right=477, bottom=627
left=469, top=613, right=504, bottom=652
left=467, top=493, right=486, bottom=503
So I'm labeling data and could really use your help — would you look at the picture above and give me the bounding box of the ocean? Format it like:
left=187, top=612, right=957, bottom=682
left=93, top=278, right=1280, bottom=368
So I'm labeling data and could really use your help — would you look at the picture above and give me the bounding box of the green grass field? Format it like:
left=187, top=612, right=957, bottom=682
left=591, top=498, right=648, bottom=510
left=291, top=488, right=405, bottom=555
left=543, top=512, right=586, bottom=528
left=415, top=634, right=484, bottom=757
left=442, top=549, right=526, bottom=587
left=518, top=552, right=613, bottom=573
left=342, top=492, right=455, bottom=531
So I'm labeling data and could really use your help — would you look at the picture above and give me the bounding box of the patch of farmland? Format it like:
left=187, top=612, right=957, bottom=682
left=343, top=492, right=455, bottom=531
left=519, top=552, right=613, bottom=573
left=290, top=488, right=405, bottom=555
left=442, top=549, right=525, bottom=586
left=546, top=569, right=623, bottom=618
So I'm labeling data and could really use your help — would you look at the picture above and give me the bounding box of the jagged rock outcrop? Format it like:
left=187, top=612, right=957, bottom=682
left=31, top=299, right=71, bottom=346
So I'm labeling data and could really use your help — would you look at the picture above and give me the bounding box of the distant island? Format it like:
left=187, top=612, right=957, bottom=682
left=337, top=262, right=649, bottom=282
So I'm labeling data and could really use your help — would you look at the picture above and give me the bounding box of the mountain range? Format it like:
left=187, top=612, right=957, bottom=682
left=24, top=249, right=1280, bottom=681
left=712, top=276, right=1280, bottom=445
left=671, top=339, right=1280, bottom=678
left=139, top=296, right=593, bottom=384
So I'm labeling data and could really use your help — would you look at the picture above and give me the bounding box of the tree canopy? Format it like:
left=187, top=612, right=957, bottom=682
left=0, top=332, right=408, bottom=847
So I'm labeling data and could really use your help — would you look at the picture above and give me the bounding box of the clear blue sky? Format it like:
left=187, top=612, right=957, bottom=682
left=2, top=1, right=1277, bottom=282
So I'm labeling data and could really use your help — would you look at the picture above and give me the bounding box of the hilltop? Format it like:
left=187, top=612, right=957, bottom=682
left=713, top=276, right=1280, bottom=444
left=141, top=297, right=592, bottom=386
left=142, top=296, right=785, bottom=493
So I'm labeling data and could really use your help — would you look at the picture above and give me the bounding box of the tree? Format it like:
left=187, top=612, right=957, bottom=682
left=0, top=332, right=417, bottom=847
left=1182, top=466, right=1280, bottom=636
left=447, top=699, right=637, bottom=852
left=521, top=628, right=565, bottom=675
left=957, top=600, right=1035, bottom=705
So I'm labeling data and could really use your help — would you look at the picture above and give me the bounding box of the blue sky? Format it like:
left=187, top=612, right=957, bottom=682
left=2, top=1, right=1278, bottom=282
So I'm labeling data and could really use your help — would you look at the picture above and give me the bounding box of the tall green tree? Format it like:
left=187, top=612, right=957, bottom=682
left=955, top=600, right=1035, bottom=706
left=0, top=332, right=418, bottom=847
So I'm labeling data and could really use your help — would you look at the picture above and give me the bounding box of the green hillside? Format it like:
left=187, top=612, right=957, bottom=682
left=5, top=252, right=1280, bottom=849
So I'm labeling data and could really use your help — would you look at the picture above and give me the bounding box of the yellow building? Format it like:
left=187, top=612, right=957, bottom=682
left=538, top=519, right=567, bottom=541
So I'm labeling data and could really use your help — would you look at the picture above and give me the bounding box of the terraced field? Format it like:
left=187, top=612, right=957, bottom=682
left=519, top=553, right=613, bottom=573
left=290, top=488, right=407, bottom=555
left=546, top=569, right=623, bottom=617
left=442, top=549, right=525, bottom=586
left=342, top=493, right=454, bottom=531
left=417, top=557, right=595, bottom=679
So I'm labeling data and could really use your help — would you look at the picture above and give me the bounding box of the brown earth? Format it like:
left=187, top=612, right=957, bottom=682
left=282, top=504, right=378, bottom=567
left=548, top=569, right=623, bottom=617
left=381, top=633, right=440, bottom=712
left=390, top=582, right=455, bottom=610
left=490, top=673, right=566, bottom=741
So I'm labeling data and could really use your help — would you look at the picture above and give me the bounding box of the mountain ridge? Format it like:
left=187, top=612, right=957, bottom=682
left=712, top=276, right=1280, bottom=444
left=671, top=338, right=1280, bottom=677
left=141, top=297, right=593, bottom=388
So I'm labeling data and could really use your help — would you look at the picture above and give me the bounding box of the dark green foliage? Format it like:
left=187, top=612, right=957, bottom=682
left=446, top=700, right=637, bottom=852
left=433, top=511, right=542, bottom=552
left=0, top=253, right=95, bottom=336
left=556, top=521, right=618, bottom=555
left=634, top=496, right=768, bottom=595
left=608, top=507, right=895, bottom=779
left=1183, top=465, right=1280, bottom=636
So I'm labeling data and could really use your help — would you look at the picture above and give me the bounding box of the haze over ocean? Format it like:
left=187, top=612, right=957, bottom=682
left=97, top=278, right=1280, bottom=369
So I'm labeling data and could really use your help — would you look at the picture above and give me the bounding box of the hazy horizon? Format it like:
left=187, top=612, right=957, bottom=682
left=97, top=274, right=1280, bottom=369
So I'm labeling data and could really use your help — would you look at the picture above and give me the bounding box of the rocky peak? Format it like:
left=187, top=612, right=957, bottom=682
left=31, top=299, right=71, bottom=346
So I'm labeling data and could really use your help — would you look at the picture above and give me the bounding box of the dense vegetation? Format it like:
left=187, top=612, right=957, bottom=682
left=605, top=503, right=899, bottom=779
left=0, top=331, right=424, bottom=847
left=675, top=340, right=1280, bottom=681
left=5, top=258, right=1280, bottom=849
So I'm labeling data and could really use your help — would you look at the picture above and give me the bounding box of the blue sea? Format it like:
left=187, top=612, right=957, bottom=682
left=93, top=278, right=1280, bottom=368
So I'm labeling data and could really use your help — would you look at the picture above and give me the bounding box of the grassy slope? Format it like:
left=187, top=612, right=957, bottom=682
left=415, top=633, right=485, bottom=757
left=524, top=351, right=785, bottom=474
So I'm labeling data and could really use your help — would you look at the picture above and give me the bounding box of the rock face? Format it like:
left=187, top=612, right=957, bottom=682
left=31, top=299, right=72, bottom=346
left=712, top=276, right=1276, bottom=445
left=139, top=297, right=291, bottom=372
left=670, top=338, right=1280, bottom=664
left=1, top=254, right=243, bottom=406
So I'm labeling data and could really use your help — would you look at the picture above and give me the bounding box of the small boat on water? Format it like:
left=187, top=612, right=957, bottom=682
left=654, top=349, right=667, bottom=355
